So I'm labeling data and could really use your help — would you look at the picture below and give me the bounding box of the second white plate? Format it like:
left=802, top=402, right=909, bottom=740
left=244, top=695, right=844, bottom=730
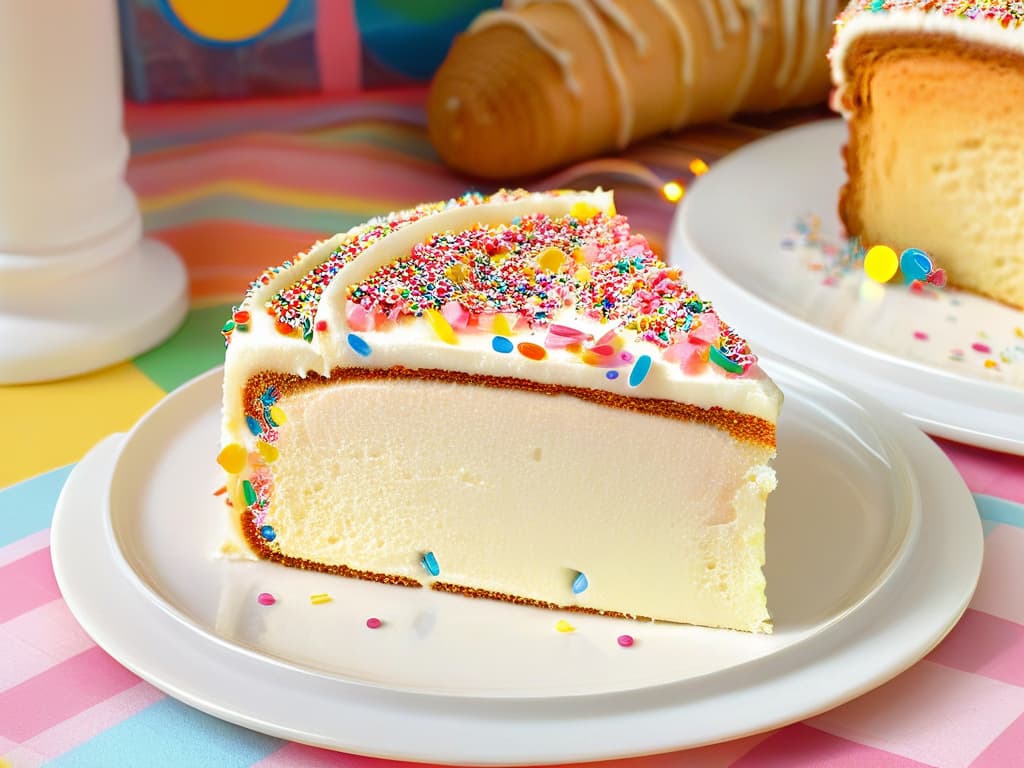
left=52, top=358, right=982, bottom=764
left=671, top=119, right=1024, bottom=455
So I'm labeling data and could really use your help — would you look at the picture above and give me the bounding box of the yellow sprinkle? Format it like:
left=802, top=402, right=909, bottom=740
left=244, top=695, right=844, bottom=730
left=310, top=593, right=332, bottom=605
left=492, top=313, right=513, bottom=336
left=689, top=158, right=709, bottom=176
left=445, top=263, right=468, bottom=284
left=537, top=246, right=566, bottom=273
left=984, top=359, right=998, bottom=369
left=216, top=443, right=247, bottom=474
left=257, top=441, right=279, bottom=463
left=571, top=248, right=586, bottom=263
left=570, top=201, right=600, bottom=220
left=607, top=202, right=616, bottom=217
left=269, top=405, right=287, bottom=426
left=662, top=180, right=685, bottom=202
left=1015, top=327, right=1023, bottom=338
left=574, top=266, right=591, bottom=284
left=490, top=248, right=509, bottom=265
left=555, top=619, right=575, bottom=633
left=424, top=308, right=458, bottom=344
left=864, top=245, right=899, bottom=283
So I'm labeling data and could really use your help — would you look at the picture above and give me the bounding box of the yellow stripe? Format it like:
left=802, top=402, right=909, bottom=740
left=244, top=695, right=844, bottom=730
left=138, top=180, right=402, bottom=216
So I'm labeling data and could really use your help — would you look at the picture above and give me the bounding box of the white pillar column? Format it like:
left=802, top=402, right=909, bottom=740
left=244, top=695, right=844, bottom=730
left=0, top=0, right=186, bottom=384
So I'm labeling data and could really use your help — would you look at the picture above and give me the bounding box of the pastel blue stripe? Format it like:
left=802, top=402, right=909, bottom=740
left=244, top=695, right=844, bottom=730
left=974, top=493, right=1024, bottom=529
left=982, top=519, right=1000, bottom=537
left=0, top=465, right=74, bottom=548
left=46, top=698, right=284, bottom=768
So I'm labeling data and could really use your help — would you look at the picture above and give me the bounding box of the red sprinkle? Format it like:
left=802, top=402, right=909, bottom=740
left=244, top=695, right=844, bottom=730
left=233, top=310, right=250, bottom=324
left=257, top=592, right=276, bottom=606
left=617, top=634, right=634, bottom=648
left=971, top=342, right=993, bottom=354
left=913, top=331, right=929, bottom=341
left=517, top=342, right=546, bottom=361
left=314, top=319, right=328, bottom=332
left=366, top=617, right=382, bottom=629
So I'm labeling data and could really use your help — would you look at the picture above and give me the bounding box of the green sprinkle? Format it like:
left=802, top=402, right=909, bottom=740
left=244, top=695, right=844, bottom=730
left=709, top=346, right=744, bottom=374
left=242, top=479, right=257, bottom=506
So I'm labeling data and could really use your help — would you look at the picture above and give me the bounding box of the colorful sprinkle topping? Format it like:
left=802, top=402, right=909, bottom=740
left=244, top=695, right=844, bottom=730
left=837, top=0, right=1024, bottom=34
left=345, top=206, right=755, bottom=373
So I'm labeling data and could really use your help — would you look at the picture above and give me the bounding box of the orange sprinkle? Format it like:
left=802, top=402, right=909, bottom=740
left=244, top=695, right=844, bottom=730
left=212, top=485, right=227, bottom=496
left=275, top=320, right=295, bottom=336
left=984, top=359, right=998, bottom=369
left=518, top=342, right=546, bottom=361
left=689, top=158, right=709, bottom=176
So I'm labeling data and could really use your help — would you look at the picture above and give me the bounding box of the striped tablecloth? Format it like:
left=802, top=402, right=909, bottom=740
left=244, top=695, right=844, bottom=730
left=2, top=91, right=1023, bottom=768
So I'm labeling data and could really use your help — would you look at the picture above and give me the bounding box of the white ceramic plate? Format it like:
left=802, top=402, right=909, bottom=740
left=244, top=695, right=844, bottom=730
left=670, top=119, right=1024, bottom=456
left=52, top=360, right=981, bottom=765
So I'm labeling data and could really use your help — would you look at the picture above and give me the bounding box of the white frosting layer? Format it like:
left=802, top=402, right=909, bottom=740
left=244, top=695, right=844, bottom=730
left=831, top=7, right=1024, bottom=114
left=222, top=190, right=782, bottom=446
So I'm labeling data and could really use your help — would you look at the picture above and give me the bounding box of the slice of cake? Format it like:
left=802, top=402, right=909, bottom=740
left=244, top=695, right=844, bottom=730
left=220, top=189, right=781, bottom=632
left=831, top=0, right=1024, bottom=307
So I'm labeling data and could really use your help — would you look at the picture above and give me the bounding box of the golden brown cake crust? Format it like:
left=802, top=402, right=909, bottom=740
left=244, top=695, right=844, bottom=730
left=837, top=32, right=1024, bottom=241
left=244, top=365, right=777, bottom=449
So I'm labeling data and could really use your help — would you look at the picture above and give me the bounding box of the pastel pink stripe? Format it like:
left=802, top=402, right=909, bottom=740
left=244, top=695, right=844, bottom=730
left=732, top=723, right=932, bottom=767
left=0, top=548, right=61, bottom=623
left=128, top=143, right=465, bottom=203
left=972, top=712, right=1024, bottom=767
left=927, top=609, right=1024, bottom=687
left=23, top=681, right=164, bottom=760
left=1, top=745, right=45, bottom=768
left=937, top=438, right=1024, bottom=505
left=0, top=646, right=140, bottom=742
left=0, top=529, right=50, bottom=568
left=0, top=599, right=94, bottom=692
left=315, top=0, right=360, bottom=94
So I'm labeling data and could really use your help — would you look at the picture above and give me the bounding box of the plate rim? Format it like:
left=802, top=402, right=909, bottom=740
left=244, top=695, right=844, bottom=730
left=670, top=118, right=1024, bottom=456
left=50, top=358, right=983, bottom=764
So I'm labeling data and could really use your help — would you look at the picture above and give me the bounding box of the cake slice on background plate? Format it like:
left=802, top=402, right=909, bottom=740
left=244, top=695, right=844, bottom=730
left=831, top=0, right=1024, bottom=307
left=218, top=189, right=782, bottom=633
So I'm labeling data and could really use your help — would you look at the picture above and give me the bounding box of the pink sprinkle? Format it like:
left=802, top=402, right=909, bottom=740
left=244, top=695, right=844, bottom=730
left=927, top=268, right=947, bottom=287
left=257, top=592, right=276, bottom=606
left=617, top=634, right=634, bottom=648
left=972, top=342, right=993, bottom=354
left=441, top=300, right=469, bottom=330
left=619, top=351, right=634, bottom=363
left=366, top=617, right=382, bottom=629
left=913, top=331, right=929, bottom=341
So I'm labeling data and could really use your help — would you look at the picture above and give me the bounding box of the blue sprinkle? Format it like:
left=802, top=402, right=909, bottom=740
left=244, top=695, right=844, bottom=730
left=492, top=336, right=514, bottom=354
left=245, top=415, right=263, bottom=436
left=347, top=333, right=372, bottom=357
left=421, top=551, right=440, bottom=577
left=900, top=248, right=932, bottom=282
left=606, top=370, right=619, bottom=380
left=572, top=571, right=589, bottom=594
left=260, top=525, right=276, bottom=542
left=628, top=354, right=652, bottom=387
